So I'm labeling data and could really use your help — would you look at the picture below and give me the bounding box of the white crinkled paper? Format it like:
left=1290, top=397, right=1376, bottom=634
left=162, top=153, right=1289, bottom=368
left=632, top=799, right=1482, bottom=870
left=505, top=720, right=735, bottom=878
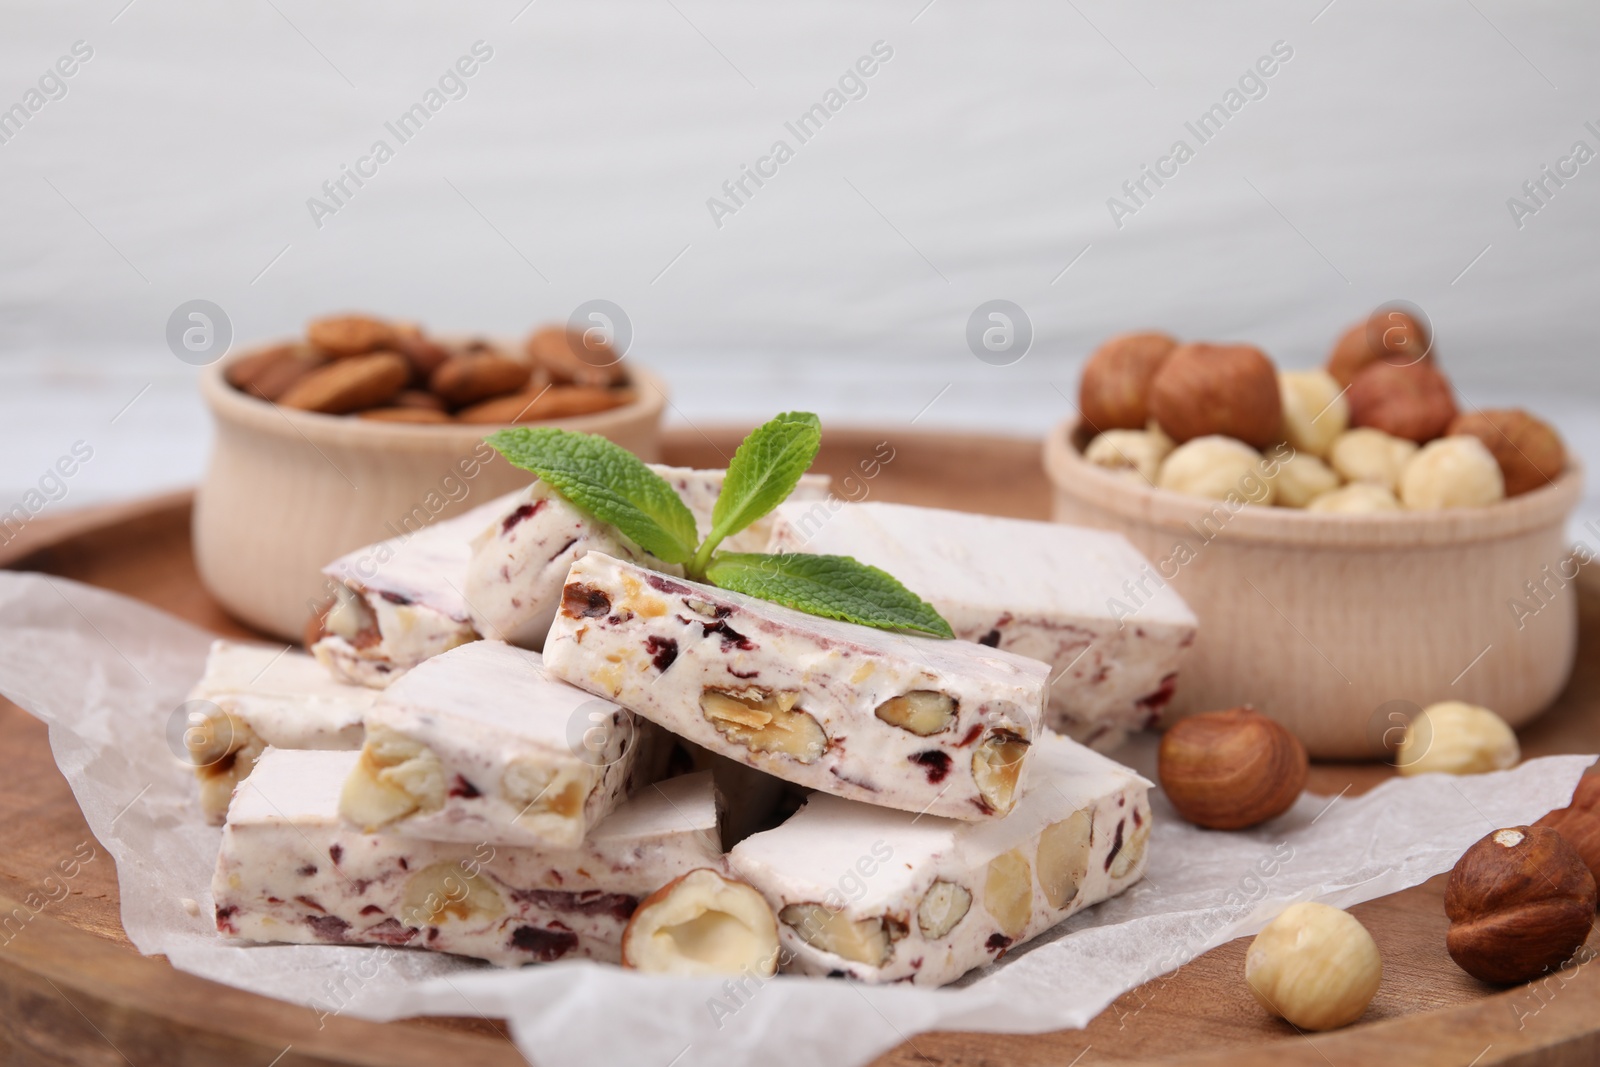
left=0, top=571, right=1590, bottom=1067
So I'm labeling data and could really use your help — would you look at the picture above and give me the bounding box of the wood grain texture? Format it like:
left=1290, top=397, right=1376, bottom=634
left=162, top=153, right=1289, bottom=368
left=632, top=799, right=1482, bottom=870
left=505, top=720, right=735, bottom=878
left=1, top=427, right=1597, bottom=1067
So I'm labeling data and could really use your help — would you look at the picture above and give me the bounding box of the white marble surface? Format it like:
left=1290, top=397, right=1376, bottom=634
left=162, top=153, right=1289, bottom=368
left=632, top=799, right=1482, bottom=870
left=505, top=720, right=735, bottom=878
left=2, top=0, right=1598, bottom=540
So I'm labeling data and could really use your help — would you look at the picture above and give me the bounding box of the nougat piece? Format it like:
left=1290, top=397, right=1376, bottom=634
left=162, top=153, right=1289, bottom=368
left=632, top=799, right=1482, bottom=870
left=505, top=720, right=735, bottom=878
left=184, top=640, right=376, bottom=823
left=729, top=732, right=1151, bottom=985
left=213, top=749, right=723, bottom=966
left=310, top=498, right=510, bottom=687
left=543, top=553, right=1049, bottom=821
left=768, top=502, right=1198, bottom=749
left=464, top=468, right=830, bottom=649
left=340, top=641, right=639, bottom=848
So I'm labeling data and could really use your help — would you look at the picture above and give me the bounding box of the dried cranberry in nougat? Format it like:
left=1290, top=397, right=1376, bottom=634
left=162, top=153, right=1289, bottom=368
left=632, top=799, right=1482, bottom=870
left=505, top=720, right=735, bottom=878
left=212, top=749, right=722, bottom=966
left=542, top=553, right=1049, bottom=821
left=767, top=502, right=1198, bottom=749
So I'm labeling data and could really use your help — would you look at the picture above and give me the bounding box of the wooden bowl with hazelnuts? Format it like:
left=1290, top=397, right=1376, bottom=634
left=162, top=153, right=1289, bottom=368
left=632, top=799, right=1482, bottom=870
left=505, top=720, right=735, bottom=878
left=194, top=314, right=667, bottom=642
left=1043, top=313, right=1584, bottom=759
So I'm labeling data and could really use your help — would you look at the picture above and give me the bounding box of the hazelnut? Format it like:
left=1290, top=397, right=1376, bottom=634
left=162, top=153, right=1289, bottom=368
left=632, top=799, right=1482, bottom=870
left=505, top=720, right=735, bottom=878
left=621, top=869, right=779, bottom=977
left=1536, top=776, right=1600, bottom=892
left=1447, top=409, right=1567, bottom=497
left=1326, top=309, right=1432, bottom=387
left=1246, top=902, right=1383, bottom=1031
left=1305, top=483, right=1402, bottom=515
left=1347, top=361, right=1458, bottom=444
left=1157, top=436, right=1278, bottom=505
left=1278, top=370, right=1350, bottom=459
left=1270, top=453, right=1341, bottom=509
left=1158, top=707, right=1308, bottom=830
left=1444, top=826, right=1597, bottom=984
left=1397, top=701, right=1519, bottom=777
left=1082, top=426, right=1174, bottom=486
left=1149, top=342, right=1284, bottom=448
left=1399, top=437, right=1506, bottom=511
left=1078, top=332, right=1178, bottom=431
left=1329, top=428, right=1418, bottom=492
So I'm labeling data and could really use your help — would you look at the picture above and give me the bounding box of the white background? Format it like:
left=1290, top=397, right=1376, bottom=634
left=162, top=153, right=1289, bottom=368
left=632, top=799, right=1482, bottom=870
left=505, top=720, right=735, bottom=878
left=2, top=0, right=1597, bottom=532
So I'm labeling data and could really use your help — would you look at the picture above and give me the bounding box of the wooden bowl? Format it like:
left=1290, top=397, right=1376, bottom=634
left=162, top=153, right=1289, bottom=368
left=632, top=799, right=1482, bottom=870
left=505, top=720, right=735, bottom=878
left=193, top=349, right=666, bottom=642
left=1044, top=419, right=1584, bottom=759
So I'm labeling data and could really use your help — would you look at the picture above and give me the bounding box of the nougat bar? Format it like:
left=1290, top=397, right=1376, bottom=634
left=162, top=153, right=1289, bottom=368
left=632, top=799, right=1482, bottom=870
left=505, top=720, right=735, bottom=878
left=729, top=732, right=1151, bottom=985
left=184, top=640, right=376, bottom=823
left=543, top=553, right=1049, bottom=821
left=464, top=468, right=830, bottom=648
left=768, top=501, right=1198, bottom=749
left=339, top=641, right=639, bottom=848
left=311, top=498, right=508, bottom=687
left=213, top=749, right=723, bottom=966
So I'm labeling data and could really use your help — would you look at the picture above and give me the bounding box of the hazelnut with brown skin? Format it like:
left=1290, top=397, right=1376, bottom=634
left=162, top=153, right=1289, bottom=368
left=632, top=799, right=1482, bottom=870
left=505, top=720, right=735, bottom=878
left=1158, top=707, right=1309, bottom=830
left=1346, top=360, right=1458, bottom=444
left=1536, top=775, right=1600, bottom=895
left=1444, top=825, right=1596, bottom=984
left=1326, top=309, right=1432, bottom=387
left=1078, top=332, right=1178, bottom=431
left=1149, top=343, right=1284, bottom=449
left=1447, top=409, right=1567, bottom=497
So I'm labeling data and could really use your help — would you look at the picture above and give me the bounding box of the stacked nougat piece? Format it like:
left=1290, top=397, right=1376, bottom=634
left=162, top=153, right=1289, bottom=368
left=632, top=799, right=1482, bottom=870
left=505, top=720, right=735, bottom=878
left=201, top=474, right=1195, bottom=985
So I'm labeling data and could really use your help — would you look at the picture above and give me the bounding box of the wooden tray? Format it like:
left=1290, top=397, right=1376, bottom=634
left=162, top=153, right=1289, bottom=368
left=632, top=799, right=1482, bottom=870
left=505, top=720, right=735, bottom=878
left=3, top=428, right=1599, bottom=1067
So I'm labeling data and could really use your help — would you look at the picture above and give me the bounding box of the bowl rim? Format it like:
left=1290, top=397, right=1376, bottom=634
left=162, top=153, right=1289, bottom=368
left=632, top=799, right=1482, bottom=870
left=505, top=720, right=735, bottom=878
left=1044, top=417, right=1584, bottom=548
left=198, top=340, right=667, bottom=450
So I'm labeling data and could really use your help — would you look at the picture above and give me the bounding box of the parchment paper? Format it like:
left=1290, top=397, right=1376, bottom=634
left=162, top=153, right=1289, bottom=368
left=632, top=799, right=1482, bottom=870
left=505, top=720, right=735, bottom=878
left=0, top=571, right=1590, bottom=1067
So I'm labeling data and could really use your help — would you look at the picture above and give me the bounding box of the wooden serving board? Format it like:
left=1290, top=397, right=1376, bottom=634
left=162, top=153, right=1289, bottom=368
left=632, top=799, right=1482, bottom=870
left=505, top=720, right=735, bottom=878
left=3, top=428, right=1599, bottom=1067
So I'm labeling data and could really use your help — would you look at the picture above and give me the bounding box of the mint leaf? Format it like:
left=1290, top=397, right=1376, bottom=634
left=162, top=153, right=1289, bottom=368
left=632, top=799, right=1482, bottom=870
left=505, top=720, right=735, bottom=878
left=705, top=552, right=955, bottom=638
left=698, top=412, right=821, bottom=571
left=487, top=428, right=699, bottom=564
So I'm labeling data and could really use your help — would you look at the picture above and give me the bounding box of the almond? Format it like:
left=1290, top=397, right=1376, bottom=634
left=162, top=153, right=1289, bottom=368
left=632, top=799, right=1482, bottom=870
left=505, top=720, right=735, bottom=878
left=429, top=352, right=533, bottom=407
left=392, top=321, right=453, bottom=379
left=358, top=407, right=454, bottom=424
left=526, top=325, right=628, bottom=387
left=307, top=314, right=397, bottom=357
left=225, top=343, right=328, bottom=402
left=455, top=384, right=633, bottom=424
left=278, top=353, right=409, bottom=414
left=392, top=389, right=448, bottom=412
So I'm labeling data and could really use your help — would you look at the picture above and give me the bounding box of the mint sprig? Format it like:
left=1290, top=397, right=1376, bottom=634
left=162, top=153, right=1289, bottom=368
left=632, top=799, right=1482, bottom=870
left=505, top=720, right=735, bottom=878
left=488, top=413, right=954, bottom=638
left=485, top=427, right=699, bottom=564
left=695, top=411, right=821, bottom=575
left=706, top=553, right=954, bottom=638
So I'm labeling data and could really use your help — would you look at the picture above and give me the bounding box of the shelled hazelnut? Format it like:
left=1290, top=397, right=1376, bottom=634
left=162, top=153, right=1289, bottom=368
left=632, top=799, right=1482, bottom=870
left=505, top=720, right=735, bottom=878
left=1078, top=332, right=1178, bottom=431
left=1083, top=425, right=1174, bottom=486
left=1447, top=409, right=1567, bottom=497
left=1399, top=437, right=1506, bottom=511
left=1328, top=428, right=1418, bottom=493
left=1246, top=902, right=1383, bottom=1031
left=1305, top=483, right=1402, bottom=514
left=1157, top=437, right=1277, bottom=505
left=1396, top=701, right=1519, bottom=777
left=1158, top=707, right=1308, bottom=830
left=1149, top=343, right=1284, bottom=448
left=1074, top=317, right=1561, bottom=516
left=1444, top=826, right=1596, bottom=984
left=1278, top=369, right=1349, bottom=459
left=1271, top=453, right=1341, bottom=509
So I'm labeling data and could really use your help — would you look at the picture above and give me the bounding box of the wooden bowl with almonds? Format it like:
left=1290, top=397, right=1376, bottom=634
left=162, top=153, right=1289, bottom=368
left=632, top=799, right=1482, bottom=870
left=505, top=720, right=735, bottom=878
left=193, top=316, right=666, bottom=641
